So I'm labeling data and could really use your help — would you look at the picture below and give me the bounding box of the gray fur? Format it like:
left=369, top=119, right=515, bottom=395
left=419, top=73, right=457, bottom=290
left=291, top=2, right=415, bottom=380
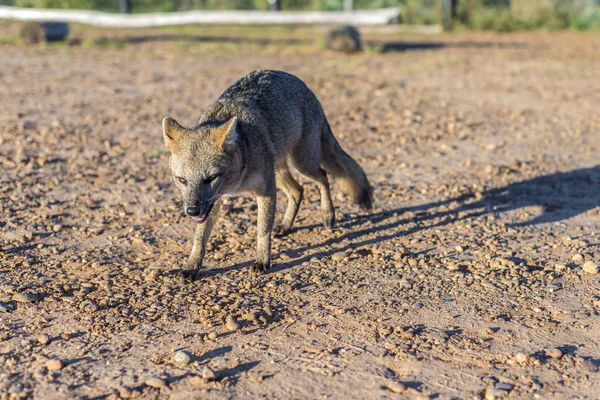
left=162, top=69, right=373, bottom=278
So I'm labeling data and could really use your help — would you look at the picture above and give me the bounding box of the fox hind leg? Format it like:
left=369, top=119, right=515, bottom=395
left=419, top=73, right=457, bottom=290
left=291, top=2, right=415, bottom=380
left=274, top=166, right=303, bottom=236
left=293, top=163, right=335, bottom=230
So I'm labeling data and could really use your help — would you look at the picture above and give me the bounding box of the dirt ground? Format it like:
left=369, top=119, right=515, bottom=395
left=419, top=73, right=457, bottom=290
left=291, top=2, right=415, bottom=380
left=0, top=23, right=599, bottom=400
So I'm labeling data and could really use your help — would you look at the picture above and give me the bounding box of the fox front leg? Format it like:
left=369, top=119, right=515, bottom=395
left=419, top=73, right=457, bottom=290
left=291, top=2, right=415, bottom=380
left=185, top=199, right=221, bottom=280
left=252, top=183, right=276, bottom=274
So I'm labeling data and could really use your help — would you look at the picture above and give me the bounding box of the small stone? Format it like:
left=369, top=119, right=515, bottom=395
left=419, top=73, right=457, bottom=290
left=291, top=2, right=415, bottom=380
left=37, top=335, right=50, bottom=345
left=225, top=317, right=240, bottom=331
left=46, top=359, right=63, bottom=371
left=33, top=369, right=46, bottom=379
left=485, top=388, right=508, bottom=399
left=202, top=366, right=218, bottom=381
left=386, top=381, right=406, bottom=393
left=515, top=352, right=529, bottom=364
left=545, top=348, right=563, bottom=359
left=174, top=350, right=191, bottom=365
left=331, top=251, right=349, bottom=261
left=52, top=224, right=63, bottom=232
left=582, top=359, right=598, bottom=372
left=263, top=306, right=274, bottom=317
left=8, top=383, right=23, bottom=393
left=242, top=312, right=257, bottom=321
left=146, top=269, right=162, bottom=281
left=190, top=376, right=208, bottom=386
left=399, top=280, right=412, bottom=289
left=380, top=327, right=392, bottom=336
left=144, top=377, right=167, bottom=388
left=119, top=387, right=134, bottom=399
left=554, top=263, right=566, bottom=272
left=572, top=254, right=583, bottom=262
left=455, top=245, right=464, bottom=252
left=12, top=293, right=38, bottom=303
left=207, top=332, right=218, bottom=340
left=582, top=261, right=598, bottom=275
left=495, top=382, right=513, bottom=390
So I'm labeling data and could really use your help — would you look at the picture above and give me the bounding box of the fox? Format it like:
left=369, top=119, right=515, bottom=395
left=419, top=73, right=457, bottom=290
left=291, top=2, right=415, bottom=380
left=162, top=69, right=373, bottom=279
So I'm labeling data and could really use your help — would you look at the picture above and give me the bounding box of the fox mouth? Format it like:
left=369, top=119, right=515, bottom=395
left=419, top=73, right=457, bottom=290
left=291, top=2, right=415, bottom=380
left=190, top=203, right=214, bottom=223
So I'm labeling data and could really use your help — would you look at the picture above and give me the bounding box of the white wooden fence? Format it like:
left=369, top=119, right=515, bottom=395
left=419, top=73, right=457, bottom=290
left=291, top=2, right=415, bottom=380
left=0, top=5, right=400, bottom=27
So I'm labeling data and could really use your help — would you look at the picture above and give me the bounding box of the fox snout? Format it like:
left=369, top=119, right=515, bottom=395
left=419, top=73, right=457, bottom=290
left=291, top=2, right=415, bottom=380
left=185, top=202, right=215, bottom=223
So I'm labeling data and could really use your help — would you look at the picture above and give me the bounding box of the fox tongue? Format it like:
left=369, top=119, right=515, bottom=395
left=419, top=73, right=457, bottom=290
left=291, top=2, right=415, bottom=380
left=192, top=214, right=208, bottom=223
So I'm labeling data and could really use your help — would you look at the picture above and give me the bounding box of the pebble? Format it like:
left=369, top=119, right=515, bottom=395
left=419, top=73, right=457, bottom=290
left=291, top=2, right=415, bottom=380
left=582, top=261, right=598, bottom=275
left=545, top=348, right=563, bottom=359
left=174, top=350, right=191, bottom=365
left=190, top=376, right=208, bottom=386
left=146, top=269, right=162, bottom=281
left=202, top=366, right=218, bottom=381
left=582, top=359, right=598, bottom=372
left=8, top=383, right=23, bottom=393
left=242, top=312, right=257, bottom=321
left=52, top=224, right=63, bottom=232
left=575, top=312, right=590, bottom=319
left=331, top=251, right=348, bottom=261
left=37, top=335, right=50, bottom=345
left=386, top=381, right=406, bottom=393
left=119, top=387, right=134, bottom=399
left=571, top=254, right=583, bottom=262
left=144, top=377, right=167, bottom=388
left=485, top=388, right=508, bottom=399
left=554, top=263, right=566, bottom=272
left=46, top=359, right=63, bottom=371
left=12, top=293, right=38, bottom=303
left=225, top=316, right=240, bottom=331
left=207, top=332, right=218, bottom=340
left=495, top=382, right=513, bottom=390
left=515, top=352, right=529, bottom=363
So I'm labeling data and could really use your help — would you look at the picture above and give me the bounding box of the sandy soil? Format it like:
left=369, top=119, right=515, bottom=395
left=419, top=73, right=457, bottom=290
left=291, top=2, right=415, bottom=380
left=0, top=25, right=599, bottom=399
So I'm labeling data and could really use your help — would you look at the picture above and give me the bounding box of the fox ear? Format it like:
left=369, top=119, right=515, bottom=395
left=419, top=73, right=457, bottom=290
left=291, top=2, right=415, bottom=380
left=214, top=117, right=238, bottom=151
left=162, top=117, right=186, bottom=153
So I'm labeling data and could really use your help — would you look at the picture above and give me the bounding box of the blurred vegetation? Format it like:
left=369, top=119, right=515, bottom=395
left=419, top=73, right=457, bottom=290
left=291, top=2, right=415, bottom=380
left=1, top=0, right=599, bottom=30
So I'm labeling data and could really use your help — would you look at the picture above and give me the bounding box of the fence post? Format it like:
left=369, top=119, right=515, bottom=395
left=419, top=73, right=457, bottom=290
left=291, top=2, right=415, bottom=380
left=119, top=0, right=132, bottom=13
left=344, top=0, right=353, bottom=12
left=269, top=0, right=281, bottom=11
left=442, top=0, right=455, bottom=31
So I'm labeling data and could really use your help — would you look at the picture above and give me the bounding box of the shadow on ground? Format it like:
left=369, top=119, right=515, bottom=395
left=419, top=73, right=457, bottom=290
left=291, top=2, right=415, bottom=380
left=98, top=34, right=527, bottom=53
left=215, top=165, right=599, bottom=274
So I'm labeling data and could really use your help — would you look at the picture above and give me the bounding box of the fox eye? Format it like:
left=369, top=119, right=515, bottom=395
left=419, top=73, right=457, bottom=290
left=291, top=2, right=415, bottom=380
left=176, top=176, right=188, bottom=185
left=203, top=174, right=219, bottom=184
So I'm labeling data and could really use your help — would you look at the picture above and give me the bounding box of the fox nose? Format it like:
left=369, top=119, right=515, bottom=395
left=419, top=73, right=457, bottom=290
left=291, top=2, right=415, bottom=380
left=186, top=206, right=201, bottom=216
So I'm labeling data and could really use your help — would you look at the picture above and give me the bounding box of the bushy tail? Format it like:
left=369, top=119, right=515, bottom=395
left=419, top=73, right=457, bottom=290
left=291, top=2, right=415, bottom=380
left=320, top=121, right=373, bottom=211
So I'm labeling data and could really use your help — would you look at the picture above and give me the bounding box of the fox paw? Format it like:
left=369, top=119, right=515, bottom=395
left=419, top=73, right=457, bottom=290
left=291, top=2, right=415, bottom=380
left=273, top=224, right=292, bottom=237
left=251, top=261, right=270, bottom=274
left=322, top=214, right=335, bottom=231
left=179, top=267, right=202, bottom=282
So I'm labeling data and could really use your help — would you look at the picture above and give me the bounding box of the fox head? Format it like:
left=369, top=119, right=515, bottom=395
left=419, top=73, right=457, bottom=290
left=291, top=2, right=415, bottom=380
left=162, top=116, right=240, bottom=223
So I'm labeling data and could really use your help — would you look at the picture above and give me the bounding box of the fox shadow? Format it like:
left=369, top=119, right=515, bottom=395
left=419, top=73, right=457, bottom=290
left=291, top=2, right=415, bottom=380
left=209, top=165, right=598, bottom=275
left=279, top=165, right=600, bottom=269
